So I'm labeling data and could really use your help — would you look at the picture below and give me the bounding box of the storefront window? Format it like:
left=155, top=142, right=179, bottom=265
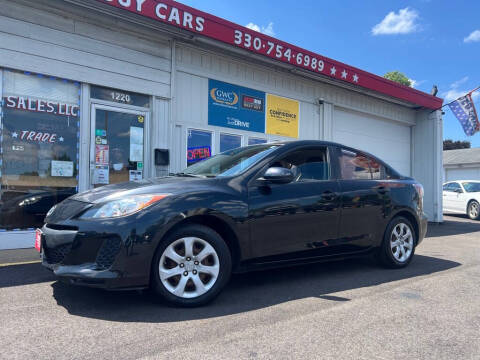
left=248, top=137, right=267, bottom=145
left=0, top=70, right=80, bottom=230
left=220, top=133, right=242, bottom=153
left=187, top=129, right=212, bottom=166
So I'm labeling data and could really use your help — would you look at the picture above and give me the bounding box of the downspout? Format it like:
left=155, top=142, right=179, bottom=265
left=169, top=39, right=176, bottom=173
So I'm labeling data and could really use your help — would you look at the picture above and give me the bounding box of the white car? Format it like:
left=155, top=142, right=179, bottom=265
left=443, top=180, right=480, bottom=220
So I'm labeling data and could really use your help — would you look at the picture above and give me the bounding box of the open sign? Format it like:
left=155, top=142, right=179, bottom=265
left=187, top=146, right=211, bottom=164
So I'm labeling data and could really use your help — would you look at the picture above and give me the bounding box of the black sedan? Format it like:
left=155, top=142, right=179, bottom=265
left=39, top=141, right=427, bottom=307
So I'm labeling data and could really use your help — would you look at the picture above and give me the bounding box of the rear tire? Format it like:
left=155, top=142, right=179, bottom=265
left=151, top=224, right=232, bottom=307
left=467, top=200, right=480, bottom=220
left=378, top=216, right=416, bottom=269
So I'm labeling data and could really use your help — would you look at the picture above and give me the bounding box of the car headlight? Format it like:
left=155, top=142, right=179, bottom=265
left=80, top=194, right=169, bottom=219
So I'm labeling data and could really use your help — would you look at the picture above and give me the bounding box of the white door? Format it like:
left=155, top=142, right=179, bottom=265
left=446, top=182, right=466, bottom=212
left=333, top=108, right=411, bottom=175
left=443, top=183, right=456, bottom=212
left=90, top=104, right=149, bottom=188
left=446, top=167, right=480, bottom=182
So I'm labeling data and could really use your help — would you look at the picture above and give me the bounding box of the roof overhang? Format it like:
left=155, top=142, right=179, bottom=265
left=68, top=0, right=444, bottom=110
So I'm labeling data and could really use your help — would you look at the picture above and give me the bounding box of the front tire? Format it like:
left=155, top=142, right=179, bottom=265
left=378, top=216, right=416, bottom=268
left=467, top=200, right=480, bottom=220
left=151, top=224, right=232, bottom=307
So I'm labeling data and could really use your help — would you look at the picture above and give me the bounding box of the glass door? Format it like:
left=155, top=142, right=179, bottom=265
left=90, top=104, right=147, bottom=188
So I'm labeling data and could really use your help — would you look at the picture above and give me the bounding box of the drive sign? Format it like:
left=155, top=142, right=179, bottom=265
left=208, top=79, right=265, bottom=133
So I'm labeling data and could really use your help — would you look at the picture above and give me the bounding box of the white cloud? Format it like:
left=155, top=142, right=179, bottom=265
left=372, top=8, right=420, bottom=35
left=246, top=22, right=275, bottom=36
left=442, top=76, right=479, bottom=102
left=464, top=30, right=480, bottom=43
left=408, top=79, right=426, bottom=88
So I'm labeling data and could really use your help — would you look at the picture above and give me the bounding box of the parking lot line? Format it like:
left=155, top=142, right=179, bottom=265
left=0, top=260, right=41, bottom=268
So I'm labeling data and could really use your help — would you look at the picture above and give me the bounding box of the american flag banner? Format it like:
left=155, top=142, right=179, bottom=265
left=448, top=93, right=480, bottom=136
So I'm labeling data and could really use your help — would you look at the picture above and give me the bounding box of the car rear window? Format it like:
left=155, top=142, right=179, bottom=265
left=339, top=149, right=385, bottom=180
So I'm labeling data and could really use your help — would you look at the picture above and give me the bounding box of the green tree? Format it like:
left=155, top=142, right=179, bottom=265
left=384, top=71, right=412, bottom=87
left=443, top=139, right=471, bottom=150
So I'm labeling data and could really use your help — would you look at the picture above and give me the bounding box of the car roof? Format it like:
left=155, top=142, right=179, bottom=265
left=268, top=140, right=372, bottom=154
left=269, top=140, right=385, bottom=161
left=265, top=140, right=402, bottom=176
left=444, top=180, right=480, bottom=184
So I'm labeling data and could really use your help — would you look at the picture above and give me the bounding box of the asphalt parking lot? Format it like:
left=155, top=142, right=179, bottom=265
left=0, top=215, right=479, bottom=360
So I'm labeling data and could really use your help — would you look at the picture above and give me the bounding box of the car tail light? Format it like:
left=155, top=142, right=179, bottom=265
left=413, top=183, right=424, bottom=209
left=35, top=229, right=42, bottom=252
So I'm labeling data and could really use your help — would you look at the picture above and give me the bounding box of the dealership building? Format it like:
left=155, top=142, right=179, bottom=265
left=0, top=0, right=444, bottom=249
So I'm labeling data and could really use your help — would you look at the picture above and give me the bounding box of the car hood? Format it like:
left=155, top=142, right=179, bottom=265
left=71, top=176, right=219, bottom=204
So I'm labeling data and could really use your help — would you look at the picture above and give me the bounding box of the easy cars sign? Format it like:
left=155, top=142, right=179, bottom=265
left=208, top=79, right=265, bottom=133
left=95, top=0, right=442, bottom=109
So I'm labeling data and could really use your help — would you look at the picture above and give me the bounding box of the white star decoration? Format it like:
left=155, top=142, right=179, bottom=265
left=353, top=74, right=359, bottom=83
left=12, top=132, right=18, bottom=138
left=330, top=66, right=337, bottom=76
left=59, top=137, right=64, bottom=142
left=341, top=70, right=348, bottom=79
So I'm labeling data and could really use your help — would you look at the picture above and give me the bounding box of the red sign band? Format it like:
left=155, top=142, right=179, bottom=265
left=95, top=0, right=442, bottom=109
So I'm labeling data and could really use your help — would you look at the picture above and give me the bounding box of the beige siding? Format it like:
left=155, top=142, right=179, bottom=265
left=175, top=43, right=416, bottom=126
left=0, top=0, right=171, bottom=97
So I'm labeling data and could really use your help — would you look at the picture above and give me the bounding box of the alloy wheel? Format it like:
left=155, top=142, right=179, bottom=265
left=390, top=222, right=414, bottom=263
left=469, top=202, right=479, bottom=219
left=159, top=237, right=220, bottom=298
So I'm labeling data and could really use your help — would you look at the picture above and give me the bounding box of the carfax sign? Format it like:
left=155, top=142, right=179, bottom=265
left=208, top=79, right=265, bottom=133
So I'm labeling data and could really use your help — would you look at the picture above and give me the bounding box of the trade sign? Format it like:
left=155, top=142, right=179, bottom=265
left=208, top=79, right=265, bottom=133
left=95, top=0, right=442, bottom=109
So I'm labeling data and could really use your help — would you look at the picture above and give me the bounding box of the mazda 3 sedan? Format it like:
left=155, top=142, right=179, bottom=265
left=38, top=141, right=427, bottom=307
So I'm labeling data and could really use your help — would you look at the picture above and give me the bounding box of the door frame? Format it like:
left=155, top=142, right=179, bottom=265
left=88, top=102, right=150, bottom=189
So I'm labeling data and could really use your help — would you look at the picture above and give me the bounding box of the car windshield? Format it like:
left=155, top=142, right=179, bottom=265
left=462, top=182, right=480, bottom=193
left=181, top=144, right=281, bottom=177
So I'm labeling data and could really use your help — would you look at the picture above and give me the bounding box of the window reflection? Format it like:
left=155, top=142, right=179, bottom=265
left=0, top=71, right=80, bottom=230
left=220, top=133, right=241, bottom=152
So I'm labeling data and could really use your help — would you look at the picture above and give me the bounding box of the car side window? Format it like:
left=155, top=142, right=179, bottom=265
left=272, top=147, right=330, bottom=182
left=338, top=149, right=384, bottom=180
left=369, top=158, right=383, bottom=180
left=450, top=183, right=462, bottom=192
left=443, top=183, right=451, bottom=191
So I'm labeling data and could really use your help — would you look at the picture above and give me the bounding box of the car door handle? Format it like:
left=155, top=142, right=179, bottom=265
left=321, top=191, right=337, bottom=201
left=376, top=186, right=389, bottom=195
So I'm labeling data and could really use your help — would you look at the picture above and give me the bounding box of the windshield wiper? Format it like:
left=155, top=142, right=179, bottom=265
left=173, top=172, right=204, bottom=178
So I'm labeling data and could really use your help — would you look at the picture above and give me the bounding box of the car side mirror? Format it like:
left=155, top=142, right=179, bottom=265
left=261, top=167, right=294, bottom=184
left=455, top=188, right=463, bottom=194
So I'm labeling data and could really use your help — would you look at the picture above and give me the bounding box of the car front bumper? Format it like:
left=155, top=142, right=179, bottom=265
left=39, top=215, right=162, bottom=290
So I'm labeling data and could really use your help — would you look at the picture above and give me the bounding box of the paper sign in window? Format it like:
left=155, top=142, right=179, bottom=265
left=51, top=160, right=74, bottom=177
left=93, top=165, right=109, bottom=185
left=130, top=126, right=144, bottom=162
left=95, top=145, right=109, bottom=165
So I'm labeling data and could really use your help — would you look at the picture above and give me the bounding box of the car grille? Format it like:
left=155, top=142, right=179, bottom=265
left=43, top=243, right=72, bottom=265
left=47, top=199, right=91, bottom=223
left=95, top=237, right=122, bottom=270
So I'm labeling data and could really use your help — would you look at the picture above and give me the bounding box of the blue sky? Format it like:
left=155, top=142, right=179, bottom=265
left=179, top=0, right=480, bottom=147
